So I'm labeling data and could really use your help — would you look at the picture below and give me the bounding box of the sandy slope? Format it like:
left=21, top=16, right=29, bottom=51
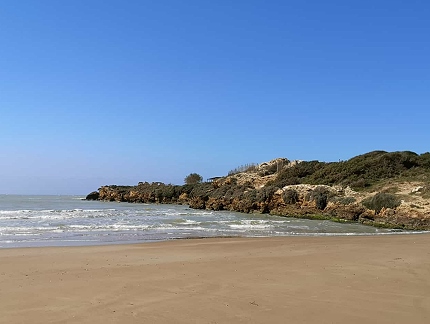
left=1, top=235, right=429, bottom=323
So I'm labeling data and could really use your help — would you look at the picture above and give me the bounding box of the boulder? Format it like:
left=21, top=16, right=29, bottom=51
left=85, top=191, right=99, bottom=200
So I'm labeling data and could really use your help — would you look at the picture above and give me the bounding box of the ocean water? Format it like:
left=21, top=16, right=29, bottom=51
left=0, top=195, right=414, bottom=248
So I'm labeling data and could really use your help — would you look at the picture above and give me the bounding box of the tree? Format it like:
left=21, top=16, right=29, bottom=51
left=184, top=173, right=203, bottom=184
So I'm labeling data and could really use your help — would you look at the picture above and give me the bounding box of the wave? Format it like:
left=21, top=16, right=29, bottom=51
left=2, top=196, right=425, bottom=248
left=229, top=224, right=273, bottom=230
left=0, top=208, right=119, bottom=220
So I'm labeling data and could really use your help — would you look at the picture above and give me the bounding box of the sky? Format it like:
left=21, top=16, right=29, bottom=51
left=1, top=0, right=429, bottom=195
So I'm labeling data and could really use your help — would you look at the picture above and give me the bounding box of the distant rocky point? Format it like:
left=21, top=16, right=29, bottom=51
left=86, top=151, right=430, bottom=230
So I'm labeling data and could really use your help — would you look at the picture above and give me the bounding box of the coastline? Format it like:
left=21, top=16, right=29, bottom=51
left=91, top=175, right=430, bottom=231
left=1, top=234, right=429, bottom=323
left=3, top=195, right=406, bottom=248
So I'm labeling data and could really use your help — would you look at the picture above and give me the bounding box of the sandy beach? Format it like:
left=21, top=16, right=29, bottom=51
left=1, top=235, right=429, bottom=323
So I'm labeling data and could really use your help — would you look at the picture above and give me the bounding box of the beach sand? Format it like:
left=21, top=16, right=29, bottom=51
left=1, top=235, right=429, bottom=323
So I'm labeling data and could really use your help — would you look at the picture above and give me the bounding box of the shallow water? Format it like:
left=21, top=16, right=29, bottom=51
left=0, top=195, right=419, bottom=248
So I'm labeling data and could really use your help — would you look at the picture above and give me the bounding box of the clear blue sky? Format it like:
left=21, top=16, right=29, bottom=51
left=1, top=0, right=429, bottom=194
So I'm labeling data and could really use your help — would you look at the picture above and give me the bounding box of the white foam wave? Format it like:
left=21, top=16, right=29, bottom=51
left=287, top=225, right=310, bottom=230
left=229, top=224, right=272, bottom=230
left=0, top=210, right=32, bottom=215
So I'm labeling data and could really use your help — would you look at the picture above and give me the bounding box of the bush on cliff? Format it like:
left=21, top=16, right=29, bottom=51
left=226, top=184, right=250, bottom=200
left=268, top=151, right=430, bottom=190
left=282, top=189, right=298, bottom=204
left=243, top=189, right=258, bottom=201
left=189, top=182, right=213, bottom=200
left=184, top=173, right=203, bottom=184
left=267, top=176, right=300, bottom=189
left=162, top=185, right=178, bottom=199
left=210, top=181, right=257, bottom=201
left=268, top=161, right=324, bottom=188
left=330, top=196, right=356, bottom=205
left=307, top=151, right=428, bottom=188
left=362, top=192, right=401, bottom=213
left=419, top=152, right=430, bottom=168
left=256, top=186, right=278, bottom=203
left=305, top=187, right=330, bottom=210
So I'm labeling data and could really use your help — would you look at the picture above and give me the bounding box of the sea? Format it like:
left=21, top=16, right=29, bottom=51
left=0, top=195, right=421, bottom=248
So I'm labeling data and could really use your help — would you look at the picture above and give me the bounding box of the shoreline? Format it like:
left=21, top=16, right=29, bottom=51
left=90, top=194, right=430, bottom=231
left=1, top=234, right=429, bottom=323
left=2, top=229, right=430, bottom=250
left=3, top=195, right=418, bottom=249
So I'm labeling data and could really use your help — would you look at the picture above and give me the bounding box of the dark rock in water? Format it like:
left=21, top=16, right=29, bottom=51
left=86, top=191, right=99, bottom=200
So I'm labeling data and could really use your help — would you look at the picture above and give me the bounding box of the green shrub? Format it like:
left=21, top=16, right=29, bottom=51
left=269, top=151, right=430, bottom=189
left=362, top=192, right=401, bottom=213
left=189, top=182, right=213, bottom=199
left=184, top=173, right=203, bottom=184
left=282, top=189, right=299, bottom=204
left=330, top=196, right=356, bottom=205
left=243, top=189, right=257, bottom=201
left=162, top=185, right=177, bottom=199
left=256, top=186, right=277, bottom=203
left=306, top=187, right=330, bottom=210
left=210, top=185, right=231, bottom=199
left=267, top=176, right=300, bottom=189
left=270, top=161, right=325, bottom=188
left=179, top=184, right=195, bottom=195
left=349, top=178, right=369, bottom=190
left=419, top=153, right=430, bottom=168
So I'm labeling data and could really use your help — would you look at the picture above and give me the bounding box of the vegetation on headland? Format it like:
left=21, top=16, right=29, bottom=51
left=184, top=173, right=203, bottom=185
left=86, top=151, right=430, bottom=230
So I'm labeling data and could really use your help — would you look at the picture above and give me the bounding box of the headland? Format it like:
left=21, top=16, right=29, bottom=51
left=87, top=151, right=430, bottom=230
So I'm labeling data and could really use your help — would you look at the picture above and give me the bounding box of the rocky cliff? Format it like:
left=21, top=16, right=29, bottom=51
left=86, top=152, right=430, bottom=230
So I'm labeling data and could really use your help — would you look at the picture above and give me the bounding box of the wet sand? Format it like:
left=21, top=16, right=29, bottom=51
left=1, top=234, right=429, bottom=323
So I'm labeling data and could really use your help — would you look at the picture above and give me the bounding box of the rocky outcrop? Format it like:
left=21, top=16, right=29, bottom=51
left=87, top=181, right=430, bottom=230
left=86, top=151, right=430, bottom=230
left=85, top=191, right=99, bottom=200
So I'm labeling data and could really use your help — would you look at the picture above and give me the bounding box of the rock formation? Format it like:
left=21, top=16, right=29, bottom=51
left=86, top=151, right=430, bottom=230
